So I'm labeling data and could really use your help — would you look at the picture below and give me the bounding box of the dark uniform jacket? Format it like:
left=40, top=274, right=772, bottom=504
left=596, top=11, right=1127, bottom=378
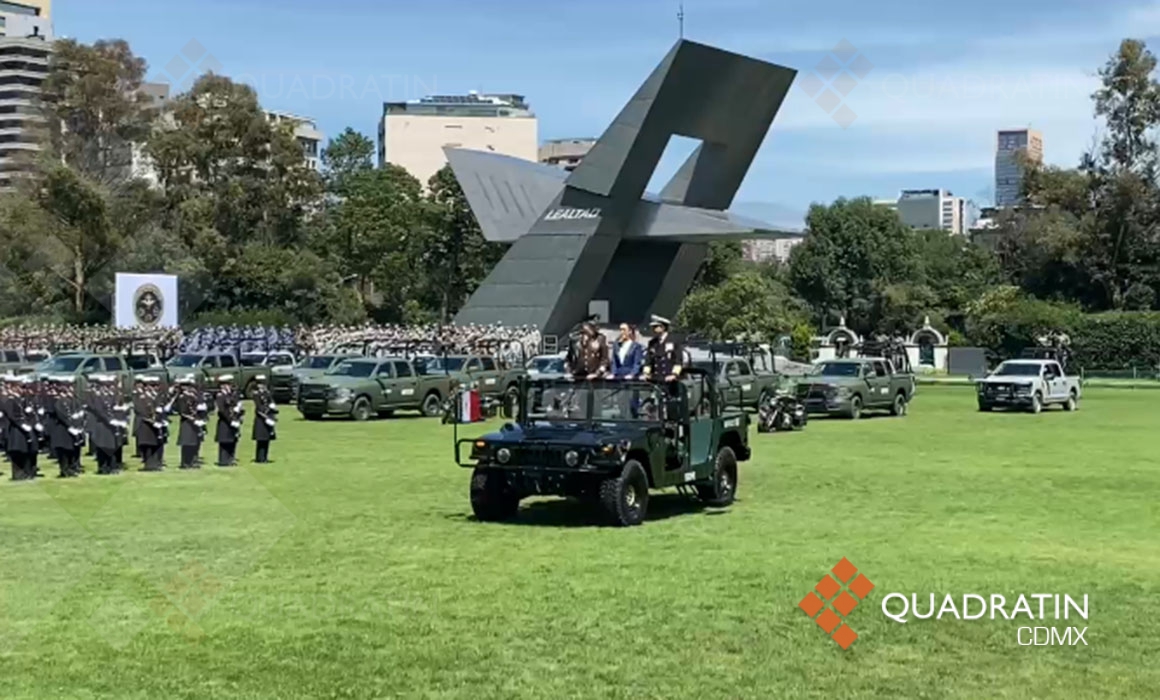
left=85, top=391, right=119, bottom=452
left=176, top=392, right=202, bottom=447
left=567, top=334, right=610, bottom=377
left=645, top=334, right=685, bottom=379
left=49, top=396, right=77, bottom=451
left=252, top=389, right=277, bottom=442
left=215, top=390, right=241, bottom=444
left=134, top=393, right=161, bottom=447
left=2, top=395, right=34, bottom=454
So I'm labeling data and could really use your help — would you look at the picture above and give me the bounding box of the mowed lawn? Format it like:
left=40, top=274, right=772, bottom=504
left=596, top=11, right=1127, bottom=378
left=1, top=386, right=1158, bottom=699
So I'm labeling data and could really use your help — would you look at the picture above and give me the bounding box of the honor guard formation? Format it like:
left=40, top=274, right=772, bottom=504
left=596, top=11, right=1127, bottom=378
left=0, top=372, right=278, bottom=481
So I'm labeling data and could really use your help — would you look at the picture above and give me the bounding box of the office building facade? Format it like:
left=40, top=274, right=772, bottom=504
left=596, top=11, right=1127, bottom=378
left=892, top=189, right=967, bottom=235
left=379, top=92, right=537, bottom=186
left=266, top=110, right=323, bottom=171
left=539, top=137, right=596, bottom=172
left=995, top=128, right=1043, bottom=208
left=0, top=0, right=51, bottom=189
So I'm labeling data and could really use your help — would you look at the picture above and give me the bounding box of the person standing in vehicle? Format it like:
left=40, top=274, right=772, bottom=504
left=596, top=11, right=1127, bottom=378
left=565, top=322, right=609, bottom=380
left=642, top=316, right=684, bottom=382
left=611, top=323, right=644, bottom=379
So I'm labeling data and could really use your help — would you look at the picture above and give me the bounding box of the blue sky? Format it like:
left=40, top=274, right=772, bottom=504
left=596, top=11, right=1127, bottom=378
left=58, top=0, right=1160, bottom=225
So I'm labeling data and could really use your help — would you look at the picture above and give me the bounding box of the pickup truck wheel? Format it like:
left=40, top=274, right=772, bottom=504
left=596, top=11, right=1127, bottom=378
left=243, top=381, right=256, bottom=399
left=697, top=446, right=737, bottom=508
left=470, top=468, right=520, bottom=522
left=351, top=396, right=372, bottom=422
left=1064, top=391, right=1078, bottom=411
left=1030, top=392, right=1043, bottom=414
left=421, top=392, right=442, bottom=417
left=502, top=386, right=519, bottom=419
left=977, top=401, right=993, bottom=412
left=758, top=389, right=773, bottom=410
left=890, top=392, right=908, bottom=416
left=847, top=395, right=863, bottom=420
left=301, top=412, right=323, bottom=421
left=599, top=460, right=649, bottom=527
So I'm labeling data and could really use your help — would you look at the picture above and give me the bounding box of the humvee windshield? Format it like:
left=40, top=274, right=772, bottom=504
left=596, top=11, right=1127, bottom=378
left=525, top=383, right=663, bottom=423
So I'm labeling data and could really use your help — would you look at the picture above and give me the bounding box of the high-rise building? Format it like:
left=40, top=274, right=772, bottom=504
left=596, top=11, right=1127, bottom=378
left=265, top=110, right=323, bottom=170
left=995, top=128, right=1043, bottom=208
left=892, top=189, right=967, bottom=234
left=539, top=137, right=595, bottom=171
left=378, top=92, right=537, bottom=186
left=0, top=0, right=52, bottom=189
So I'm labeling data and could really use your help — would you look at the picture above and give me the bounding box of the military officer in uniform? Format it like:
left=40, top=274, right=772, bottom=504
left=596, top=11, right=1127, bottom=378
left=642, top=316, right=684, bottom=382
left=565, top=322, right=610, bottom=379
left=251, top=375, right=277, bottom=463
left=3, top=376, right=35, bottom=480
left=110, top=382, right=131, bottom=472
left=214, top=375, right=243, bottom=467
left=63, top=381, right=86, bottom=476
left=85, top=375, right=120, bottom=475
left=21, top=377, right=42, bottom=477
left=46, top=378, right=77, bottom=478
left=134, top=377, right=164, bottom=471
left=174, top=376, right=203, bottom=469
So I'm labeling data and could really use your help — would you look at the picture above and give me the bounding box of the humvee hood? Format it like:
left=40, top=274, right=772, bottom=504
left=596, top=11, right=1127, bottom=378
left=481, top=422, right=647, bottom=446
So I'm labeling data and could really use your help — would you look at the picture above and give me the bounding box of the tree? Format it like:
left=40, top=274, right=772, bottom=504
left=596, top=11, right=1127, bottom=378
left=419, top=165, right=506, bottom=321
left=40, top=39, right=152, bottom=183
left=322, top=128, right=375, bottom=194
left=677, top=270, right=807, bottom=342
left=787, top=197, right=919, bottom=333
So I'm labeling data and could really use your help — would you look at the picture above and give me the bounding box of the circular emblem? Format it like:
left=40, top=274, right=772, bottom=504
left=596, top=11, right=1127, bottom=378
left=133, top=283, right=163, bottom=327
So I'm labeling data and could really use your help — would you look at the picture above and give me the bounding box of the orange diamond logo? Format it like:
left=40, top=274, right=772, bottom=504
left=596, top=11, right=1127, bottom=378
left=832, top=624, right=858, bottom=650
left=799, top=592, right=825, bottom=617
left=800, top=558, right=872, bottom=650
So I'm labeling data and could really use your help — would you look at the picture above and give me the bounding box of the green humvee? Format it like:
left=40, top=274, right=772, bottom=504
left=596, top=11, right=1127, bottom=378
left=796, top=357, right=915, bottom=419
left=457, top=370, right=751, bottom=526
left=297, top=357, right=457, bottom=421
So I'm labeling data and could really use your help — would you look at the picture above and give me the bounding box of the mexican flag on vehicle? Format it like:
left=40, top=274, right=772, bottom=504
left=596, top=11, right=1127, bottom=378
left=459, top=388, right=482, bottom=423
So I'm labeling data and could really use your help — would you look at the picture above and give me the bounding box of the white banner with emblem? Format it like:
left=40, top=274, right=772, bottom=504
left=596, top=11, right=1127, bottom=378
left=114, top=273, right=179, bottom=329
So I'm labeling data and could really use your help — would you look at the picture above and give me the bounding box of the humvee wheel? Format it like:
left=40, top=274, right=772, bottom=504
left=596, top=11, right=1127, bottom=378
left=421, top=392, right=442, bottom=417
left=890, top=392, right=908, bottom=416
left=470, top=469, right=520, bottom=522
left=697, top=446, right=738, bottom=508
left=599, top=460, right=649, bottom=527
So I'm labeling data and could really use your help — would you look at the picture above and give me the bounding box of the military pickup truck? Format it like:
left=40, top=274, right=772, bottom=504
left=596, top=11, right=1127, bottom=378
left=284, top=354, right=361, bottom=402
left=164, top=352, right=263, bottom=397
left=457, top=370, right=750, bottom=526
left=35, top=353, right=135, bottom=397
left=976, top=359, right=1081, bottom=413
left=423, top=354, right=526, bottom=408
left=0, top=349, right=45, bottom=375
left=796, top=357, right=915, bottom=419
left=240, top=350, right=297, bottom=401
left=297, top=356, right=457, bottom=420
left=689, top=354, right=780, bottom=410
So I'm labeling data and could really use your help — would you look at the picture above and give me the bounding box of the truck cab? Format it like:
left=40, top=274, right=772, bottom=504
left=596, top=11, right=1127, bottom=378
left=797, top=357, right=915, bottom=419
left=297, top=356, right=456, bottom=420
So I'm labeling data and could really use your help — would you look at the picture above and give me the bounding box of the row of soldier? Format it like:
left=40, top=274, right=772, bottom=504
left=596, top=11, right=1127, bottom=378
left=0, top=373, right=279, bottom=481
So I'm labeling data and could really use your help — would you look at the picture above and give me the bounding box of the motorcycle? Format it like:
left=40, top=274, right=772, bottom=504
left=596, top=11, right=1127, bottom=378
left=757, top=393, right=807, bottom=433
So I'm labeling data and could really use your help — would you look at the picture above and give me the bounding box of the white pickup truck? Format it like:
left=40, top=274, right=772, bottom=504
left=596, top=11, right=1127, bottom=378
left=975, top=359, right=1081, bottom=413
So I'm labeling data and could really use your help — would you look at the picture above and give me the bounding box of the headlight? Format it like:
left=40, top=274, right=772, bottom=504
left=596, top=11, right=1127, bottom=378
left=496, top=447, right=511, bottom=464
left=837, top=386, right=851, bottom=398
left=564, top=450, right=580, bottom=467
left=330, top=387, right=352, bottom=400
left=1015, top=385, right=1032, bottom=394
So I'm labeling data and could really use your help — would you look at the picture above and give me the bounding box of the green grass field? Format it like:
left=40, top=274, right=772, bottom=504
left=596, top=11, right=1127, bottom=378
left=1, top=386, right=1157, bottom=699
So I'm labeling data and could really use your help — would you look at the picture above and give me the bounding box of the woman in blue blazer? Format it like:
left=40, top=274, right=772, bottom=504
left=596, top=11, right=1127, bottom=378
left=610, top=323, right=644, bottom=379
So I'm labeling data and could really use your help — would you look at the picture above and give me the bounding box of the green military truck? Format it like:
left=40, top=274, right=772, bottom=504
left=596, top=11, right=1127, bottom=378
left=35, top=353, right=135, bottom=397
left=424, top=353, right=525, bottom=411
left=457, top=370, right=750, bottom=526
left=690, top=353, right=780, bottom=410
left=164, top=352, right=264, bottom=397
left=297, top=357, right=457, bottom=421
left=796, top=357, right=915, bottom=419
left=285, top=354, right=362, bottom=403
left=240, top=350, right=298, bottom=402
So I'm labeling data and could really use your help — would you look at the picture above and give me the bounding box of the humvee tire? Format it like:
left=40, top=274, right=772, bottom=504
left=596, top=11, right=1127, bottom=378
left=599, top=460, right=649, bottom=526
left=698, top=446, right=738, bottom=508
left=470, top=468, right=520, bottom=522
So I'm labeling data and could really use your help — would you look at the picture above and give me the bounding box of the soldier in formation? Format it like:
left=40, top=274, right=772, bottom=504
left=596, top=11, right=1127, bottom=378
left=251, top=375, right=278, bottom=464
left=173, top=376, right=205, bottom=469
left=214, top=375, right=243, bottom=467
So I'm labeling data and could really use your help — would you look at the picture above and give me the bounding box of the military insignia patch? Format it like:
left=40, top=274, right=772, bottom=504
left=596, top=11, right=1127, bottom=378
left=133, top=283, right=164, bottom=327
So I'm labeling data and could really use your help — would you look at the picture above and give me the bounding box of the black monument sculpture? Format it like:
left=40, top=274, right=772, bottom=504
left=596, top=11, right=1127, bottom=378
left=448, top=39, right=801, bottom=337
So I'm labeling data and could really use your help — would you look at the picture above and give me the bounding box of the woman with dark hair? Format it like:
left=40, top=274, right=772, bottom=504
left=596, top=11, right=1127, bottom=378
left=611, top=323, right=644, bottom=379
